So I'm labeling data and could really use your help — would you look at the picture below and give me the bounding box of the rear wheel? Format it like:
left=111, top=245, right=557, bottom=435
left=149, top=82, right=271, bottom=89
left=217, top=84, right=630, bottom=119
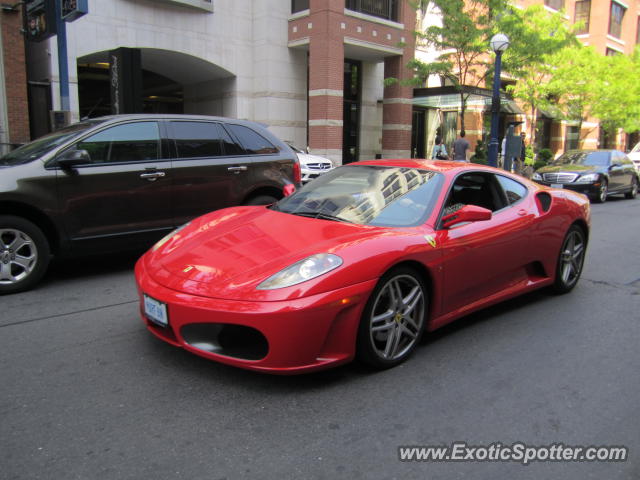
left=357, top=267, right=427, bottom=369
left=244, top=195, right=278, bottom=206
left=593, top=179, right=607, bottom=203
left=624, top=177, right=638, bottom=199
left=552, top=225, right=586, bottom=294
left=0, top=216, right=50, bottom=294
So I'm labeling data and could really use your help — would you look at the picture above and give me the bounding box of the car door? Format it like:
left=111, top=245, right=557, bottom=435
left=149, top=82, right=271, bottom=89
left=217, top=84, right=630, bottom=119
left=169, top=120, right=252, bottom=226
left=53, top=120, right=173, bottom=253
left=608, top=151, right=627, bottom=192
left=436, top=172, right=534, bottom=316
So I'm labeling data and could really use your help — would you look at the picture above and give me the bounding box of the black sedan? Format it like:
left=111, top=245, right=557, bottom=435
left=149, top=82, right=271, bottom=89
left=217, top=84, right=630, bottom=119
left=533, top=150, right=638, bottom=203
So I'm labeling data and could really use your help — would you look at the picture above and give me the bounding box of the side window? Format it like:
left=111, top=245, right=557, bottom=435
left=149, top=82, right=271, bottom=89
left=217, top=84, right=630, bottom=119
left=225, top=124, right=278, bottom=155
left=75, top=122, right=160, bottom=164
left=496, top=175, right=528, bottom=205
left=443, top=173, right=504, bottom=216
left=219, top=127, right=244, bottom=156
left=172, top=121, right=223, bottom=158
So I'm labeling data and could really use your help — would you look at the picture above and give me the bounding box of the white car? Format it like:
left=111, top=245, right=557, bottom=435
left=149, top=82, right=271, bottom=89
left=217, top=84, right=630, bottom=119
left=287, top=143, right=334, bottom=183
left=628, top=142, right=640, bottom=172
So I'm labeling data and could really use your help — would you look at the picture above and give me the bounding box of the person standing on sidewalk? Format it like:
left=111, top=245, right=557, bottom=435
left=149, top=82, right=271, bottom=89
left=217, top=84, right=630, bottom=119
left=452, top=131, right=470, bottom=162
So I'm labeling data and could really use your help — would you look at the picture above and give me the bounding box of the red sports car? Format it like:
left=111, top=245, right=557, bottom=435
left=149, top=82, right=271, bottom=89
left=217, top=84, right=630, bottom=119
left=135, top=160, right=590, bottom=374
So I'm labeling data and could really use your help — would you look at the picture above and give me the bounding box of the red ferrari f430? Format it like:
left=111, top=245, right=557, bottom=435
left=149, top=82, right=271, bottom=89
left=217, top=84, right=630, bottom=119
left=135, top=160, right=590, bottom=374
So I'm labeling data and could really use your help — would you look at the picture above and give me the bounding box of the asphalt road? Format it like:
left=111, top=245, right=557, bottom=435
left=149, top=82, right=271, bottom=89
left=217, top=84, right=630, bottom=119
left=2, top=196, right=639, bottom=480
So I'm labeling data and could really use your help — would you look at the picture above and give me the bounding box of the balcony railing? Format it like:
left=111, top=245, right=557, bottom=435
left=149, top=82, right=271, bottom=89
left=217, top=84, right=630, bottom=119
left=346, top=0, right=398, bottom=22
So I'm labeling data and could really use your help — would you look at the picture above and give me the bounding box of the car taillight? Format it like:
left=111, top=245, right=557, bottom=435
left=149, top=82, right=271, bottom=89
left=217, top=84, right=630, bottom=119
left=293, top=160, right=302, bottom=185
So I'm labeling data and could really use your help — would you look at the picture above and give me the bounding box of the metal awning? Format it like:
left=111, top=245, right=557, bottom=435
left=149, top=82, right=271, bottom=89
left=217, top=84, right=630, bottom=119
left=412, top=86, right=525, bottom=115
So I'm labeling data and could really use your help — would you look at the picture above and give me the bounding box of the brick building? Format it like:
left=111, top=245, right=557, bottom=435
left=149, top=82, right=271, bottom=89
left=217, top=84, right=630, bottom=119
left=0, top=5, right=30, bottom=155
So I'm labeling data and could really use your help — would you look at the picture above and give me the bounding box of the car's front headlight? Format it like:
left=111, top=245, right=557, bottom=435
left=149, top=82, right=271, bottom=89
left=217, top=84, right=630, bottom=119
left=575, top=173, right=599, bottom=184
left=257, top=253, right=343, bottom=290
left=152, top=222, right=190, bottom=252
left=532, top=172, right=543, bottom=181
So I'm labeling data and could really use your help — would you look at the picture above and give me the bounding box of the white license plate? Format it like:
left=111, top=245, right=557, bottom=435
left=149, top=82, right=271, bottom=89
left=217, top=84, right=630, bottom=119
left=144, top=294, right=168, bottom=327
left=550, top=183, right=563, bottom=189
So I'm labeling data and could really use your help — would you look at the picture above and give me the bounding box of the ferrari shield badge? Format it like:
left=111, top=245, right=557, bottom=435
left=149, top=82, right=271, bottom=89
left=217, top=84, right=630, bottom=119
left=424, top=235, right=437, bottom=248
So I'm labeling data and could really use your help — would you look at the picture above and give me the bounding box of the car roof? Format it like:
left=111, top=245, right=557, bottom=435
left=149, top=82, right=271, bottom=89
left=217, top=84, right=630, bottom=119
left=88, top=114, right=268, bottom=128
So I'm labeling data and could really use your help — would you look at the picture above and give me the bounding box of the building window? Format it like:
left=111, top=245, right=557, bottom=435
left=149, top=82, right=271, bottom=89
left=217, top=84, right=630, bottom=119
left=291, top=0, right=309, bottom=13
left=565, top=126, right=580, bottom=151
left=345, top=0, right=398, bottom=22
left=606, top=47, right=621, bottom=56
left=574, top=0, right=591, bottom=34
left=637, top=16, right=640, bottom=44
left=544, top=0, right=565, bottom=11
left=608, top=1, right=626, bottom=39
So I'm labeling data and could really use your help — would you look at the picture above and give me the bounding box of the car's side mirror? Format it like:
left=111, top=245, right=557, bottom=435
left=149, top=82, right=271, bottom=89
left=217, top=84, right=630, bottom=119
left=442, top=205, right=492, bottom=229
left=56, top=149, right=90, bottom=169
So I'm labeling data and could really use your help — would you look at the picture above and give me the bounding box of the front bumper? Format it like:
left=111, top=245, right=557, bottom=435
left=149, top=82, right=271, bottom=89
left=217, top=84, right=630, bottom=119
left=135, top=259, right=376, bottom=374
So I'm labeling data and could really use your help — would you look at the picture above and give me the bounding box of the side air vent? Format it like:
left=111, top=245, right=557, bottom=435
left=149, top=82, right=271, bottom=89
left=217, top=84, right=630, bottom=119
left=536, top=192, right=552, bottom=213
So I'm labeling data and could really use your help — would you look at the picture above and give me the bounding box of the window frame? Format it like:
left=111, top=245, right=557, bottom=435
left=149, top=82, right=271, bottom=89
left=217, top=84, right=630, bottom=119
left=608, top=0, right=626, bottom=39
left=574, top=0, right=591, bottom=34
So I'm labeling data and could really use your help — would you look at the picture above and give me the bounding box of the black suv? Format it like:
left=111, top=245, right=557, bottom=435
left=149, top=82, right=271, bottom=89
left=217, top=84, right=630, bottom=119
left=0, top=114, right=301, bottom=293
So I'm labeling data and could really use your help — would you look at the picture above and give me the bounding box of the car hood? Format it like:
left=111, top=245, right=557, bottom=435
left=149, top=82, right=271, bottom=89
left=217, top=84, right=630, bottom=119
left=143, top=206, right=426, bottom=301
left=536, top=164, right=601, bottom=175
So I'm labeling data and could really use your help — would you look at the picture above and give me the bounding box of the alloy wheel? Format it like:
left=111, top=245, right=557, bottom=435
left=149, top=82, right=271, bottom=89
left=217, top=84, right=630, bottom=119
left=367, top=274, right=425, bottom=362
left=598, top=181, right=608, bottom=203
left=558, top=228, right=585, bottom=290
left=0, top=228, right=38, bottom=285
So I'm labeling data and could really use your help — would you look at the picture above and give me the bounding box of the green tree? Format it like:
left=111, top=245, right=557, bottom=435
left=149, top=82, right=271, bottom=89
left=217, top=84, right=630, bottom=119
left=592, top=47, right=640, bottom=135
left=406, top=0, right=510, bottom=132
left=544, top=45, right=608, bottom=144
left=499, top=5, right=579, bottom=146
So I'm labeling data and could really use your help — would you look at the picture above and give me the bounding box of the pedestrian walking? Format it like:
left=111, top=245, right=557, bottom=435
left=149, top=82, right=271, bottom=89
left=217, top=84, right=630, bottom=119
left=452, top=131, right=470, bottom=162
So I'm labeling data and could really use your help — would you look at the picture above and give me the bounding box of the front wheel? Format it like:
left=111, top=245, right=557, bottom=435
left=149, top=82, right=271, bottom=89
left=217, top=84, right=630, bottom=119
left=552, top=225, right=587, bottom=294
left=593, top=179, right=608, bottom=203
left=624, top=177, right=638, bottom=199
left=357, top=267, right=428, bottom=369
left=0, top=216, right=51, bottom=294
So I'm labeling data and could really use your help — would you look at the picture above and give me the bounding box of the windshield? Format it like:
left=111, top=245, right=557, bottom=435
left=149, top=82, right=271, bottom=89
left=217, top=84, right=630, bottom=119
left=551, top=151, right=610, bottom=167
left=632, top=142, right=640, bottom=154
left=0, top=121, right=99, bottom=166
left=273, top=165, right=444, bottom=227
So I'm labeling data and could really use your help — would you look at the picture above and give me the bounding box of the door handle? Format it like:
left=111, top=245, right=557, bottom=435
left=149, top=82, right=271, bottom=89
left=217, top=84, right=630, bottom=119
left=140, top=171, right=166, bottom=181
left=228, top=166, right=248, bottom=174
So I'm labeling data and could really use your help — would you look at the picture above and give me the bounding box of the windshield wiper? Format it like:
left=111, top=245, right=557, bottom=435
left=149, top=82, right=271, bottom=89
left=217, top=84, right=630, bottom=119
left=287, top=211, right=348, bottom=222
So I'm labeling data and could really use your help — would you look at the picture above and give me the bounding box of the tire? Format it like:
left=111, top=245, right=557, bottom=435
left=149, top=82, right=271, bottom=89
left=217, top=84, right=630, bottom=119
left=624, top=177, right=638, bottom=199
left=552, top=224, right=587, bottom=294
left=0, top=216, right=50, bottom=294
left=244, top=195, right=278, bottom=206
left=357, top=266, right=428, bottom=369
left=593, top=179, right=607, bottom=203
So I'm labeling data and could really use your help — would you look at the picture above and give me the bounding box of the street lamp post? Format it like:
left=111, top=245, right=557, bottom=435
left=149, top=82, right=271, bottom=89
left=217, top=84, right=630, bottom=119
left=487, top=33, right=510, bottom=168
